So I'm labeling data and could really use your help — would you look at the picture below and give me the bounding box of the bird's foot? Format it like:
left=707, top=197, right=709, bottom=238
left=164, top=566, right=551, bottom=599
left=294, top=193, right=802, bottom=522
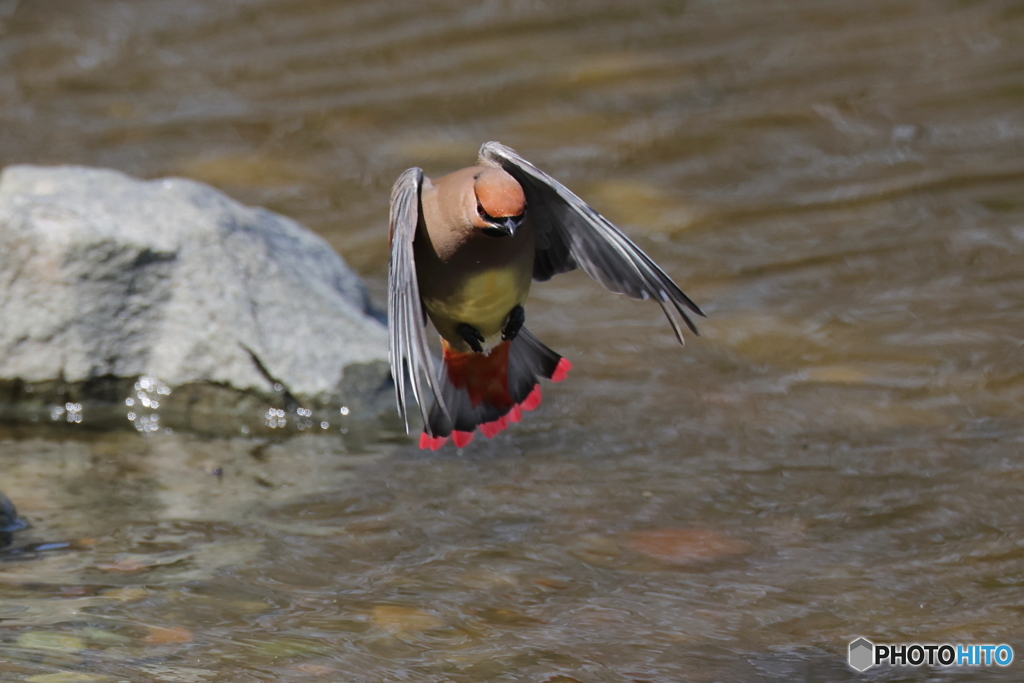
left=457, top=323, right=485, bottom=353
left=501, top=305, right=525, bottom=342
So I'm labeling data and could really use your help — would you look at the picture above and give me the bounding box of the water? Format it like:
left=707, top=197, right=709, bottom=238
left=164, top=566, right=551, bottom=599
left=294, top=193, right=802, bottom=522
left=2, top=0, right=1024, bottom=680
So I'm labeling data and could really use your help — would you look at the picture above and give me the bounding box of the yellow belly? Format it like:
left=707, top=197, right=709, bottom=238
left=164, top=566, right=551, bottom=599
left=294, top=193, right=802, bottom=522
left=424, top=268, right=528, bottom=341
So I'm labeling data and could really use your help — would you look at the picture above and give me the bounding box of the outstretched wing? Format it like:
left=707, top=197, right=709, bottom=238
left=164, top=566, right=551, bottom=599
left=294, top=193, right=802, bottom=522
left=478, top=141, right=705, bottom=343
left=388, top=167, right=449, bottom=435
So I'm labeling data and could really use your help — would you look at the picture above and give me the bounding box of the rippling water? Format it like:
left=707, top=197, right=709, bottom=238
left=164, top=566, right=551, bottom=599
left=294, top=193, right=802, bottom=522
left=2, top=0, right=1024, bottom=680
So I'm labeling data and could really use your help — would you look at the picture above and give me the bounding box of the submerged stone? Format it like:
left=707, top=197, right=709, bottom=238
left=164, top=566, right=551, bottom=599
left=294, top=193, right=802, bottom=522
left=0, top=490, right=27, bottom=550
left=0, top=490, right=26, bottom=534
left=0, top=165, right=391, bottom=435
left=621, top=527, right=753, bottom=565
left=371, top=605, right=445, bottom=632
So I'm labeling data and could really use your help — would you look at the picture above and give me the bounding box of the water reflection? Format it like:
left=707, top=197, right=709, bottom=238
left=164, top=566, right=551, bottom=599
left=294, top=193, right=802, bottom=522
left=2, top=426, right=1022, bottom=681
left=1, top=0, right=1024, bottom=680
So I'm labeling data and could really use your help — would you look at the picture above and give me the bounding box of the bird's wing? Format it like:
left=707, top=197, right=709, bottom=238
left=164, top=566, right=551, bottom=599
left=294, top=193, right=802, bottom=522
left=388, top=167, right=449, bottom=435
left=479, top=141, right=705, bottom=344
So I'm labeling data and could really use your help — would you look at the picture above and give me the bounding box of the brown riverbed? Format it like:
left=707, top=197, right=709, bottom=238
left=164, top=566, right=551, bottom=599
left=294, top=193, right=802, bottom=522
left=2, top=0, right=1024, bottom=680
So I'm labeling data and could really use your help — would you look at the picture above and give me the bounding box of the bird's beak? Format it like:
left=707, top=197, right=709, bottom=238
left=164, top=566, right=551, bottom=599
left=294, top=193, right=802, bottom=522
left=482, top=214, right=523, bottom=238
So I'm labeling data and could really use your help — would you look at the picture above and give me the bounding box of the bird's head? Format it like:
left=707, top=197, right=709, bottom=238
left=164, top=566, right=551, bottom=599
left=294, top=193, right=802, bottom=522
left=471, top=168, right=526, bottom=237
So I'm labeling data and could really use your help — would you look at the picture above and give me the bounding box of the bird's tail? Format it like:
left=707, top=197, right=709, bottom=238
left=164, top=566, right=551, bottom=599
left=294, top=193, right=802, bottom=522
left=420, top=327, right=571, bottom=450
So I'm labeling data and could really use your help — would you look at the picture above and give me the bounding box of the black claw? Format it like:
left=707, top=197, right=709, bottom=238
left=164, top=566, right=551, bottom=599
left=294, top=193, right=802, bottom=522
left=457, top=323, right=485, bottom=353
left=501, top=305, right=525, bottom=342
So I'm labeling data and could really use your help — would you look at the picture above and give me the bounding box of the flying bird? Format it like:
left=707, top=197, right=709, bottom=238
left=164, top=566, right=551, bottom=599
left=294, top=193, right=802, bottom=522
left=388, top=142, right=703, bottom=450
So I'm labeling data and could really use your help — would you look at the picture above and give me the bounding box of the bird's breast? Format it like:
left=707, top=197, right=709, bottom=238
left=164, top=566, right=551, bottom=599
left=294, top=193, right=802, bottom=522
left=422, top=266, right=529, bottom=341
left=415, top=214, right=536, bottom=347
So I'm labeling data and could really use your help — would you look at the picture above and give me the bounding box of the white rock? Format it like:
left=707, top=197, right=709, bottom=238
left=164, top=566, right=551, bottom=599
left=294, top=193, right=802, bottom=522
left=0, top=165, right=388, bottom=411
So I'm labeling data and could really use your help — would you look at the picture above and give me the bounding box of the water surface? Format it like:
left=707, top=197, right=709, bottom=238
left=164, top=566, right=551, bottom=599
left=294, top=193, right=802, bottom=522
left=1, top=0, right=1024, bottom=680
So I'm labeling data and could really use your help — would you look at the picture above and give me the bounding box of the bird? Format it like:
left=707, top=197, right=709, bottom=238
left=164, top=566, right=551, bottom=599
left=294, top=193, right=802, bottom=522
left=388, top=141, right=704, bottom=450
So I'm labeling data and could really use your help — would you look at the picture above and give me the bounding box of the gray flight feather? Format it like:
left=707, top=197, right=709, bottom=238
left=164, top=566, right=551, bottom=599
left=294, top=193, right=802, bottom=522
left=387, top=168, right=450, bottom=435
left=478, top=141, right=704, bottom=344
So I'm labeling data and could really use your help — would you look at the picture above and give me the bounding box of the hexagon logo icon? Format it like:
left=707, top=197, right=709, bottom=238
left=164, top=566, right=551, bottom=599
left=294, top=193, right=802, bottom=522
left=849, top=638, right=874, bottom=671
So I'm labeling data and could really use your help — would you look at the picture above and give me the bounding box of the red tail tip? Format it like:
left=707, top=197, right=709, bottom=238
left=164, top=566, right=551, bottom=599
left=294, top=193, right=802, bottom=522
left=551, top=358, right=572, bottom=383
left=480, top=415, right=508, bottom=438
left=419, top=432, right=448, bottom=450
left=451, top=430, right=475, bottom=448
left=521, top=384, right=542, bottom=411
